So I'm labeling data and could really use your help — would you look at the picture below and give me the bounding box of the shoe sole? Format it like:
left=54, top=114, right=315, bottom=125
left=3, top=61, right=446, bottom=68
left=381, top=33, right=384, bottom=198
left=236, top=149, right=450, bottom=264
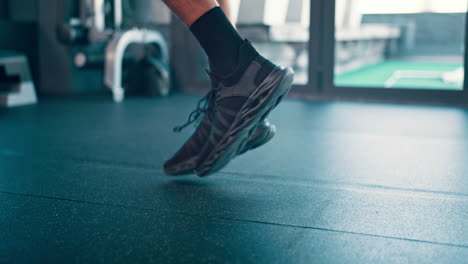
left=237, top=123, right=276, bottom=155
left=164, top=127, right=275, bottom=176
left=163, top=155, right=198, bottom=176
left=165, top=122, right=276, bottom=175
left=195, top=67, right=294, bottom=176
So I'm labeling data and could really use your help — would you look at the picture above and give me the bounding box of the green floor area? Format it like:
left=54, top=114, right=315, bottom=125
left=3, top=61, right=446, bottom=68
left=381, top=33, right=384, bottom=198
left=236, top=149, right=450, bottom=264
left=335, top=60, right=464, bottom=90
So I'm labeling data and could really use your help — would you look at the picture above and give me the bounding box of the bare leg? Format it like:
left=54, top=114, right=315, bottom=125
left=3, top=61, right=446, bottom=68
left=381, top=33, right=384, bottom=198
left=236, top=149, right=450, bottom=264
left=218, top=0, right=237, bottom=25
left=162, top=0, right=219, bottom=26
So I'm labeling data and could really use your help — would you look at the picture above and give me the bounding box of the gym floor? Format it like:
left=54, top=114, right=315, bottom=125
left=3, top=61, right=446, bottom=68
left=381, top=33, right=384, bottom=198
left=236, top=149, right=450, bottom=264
left=1, top=94, right=468, bottom=263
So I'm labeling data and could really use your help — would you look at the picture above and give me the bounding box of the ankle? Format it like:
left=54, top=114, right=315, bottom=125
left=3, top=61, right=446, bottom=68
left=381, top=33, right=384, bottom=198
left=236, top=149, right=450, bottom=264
left=210, top=40, right=262, bottom=86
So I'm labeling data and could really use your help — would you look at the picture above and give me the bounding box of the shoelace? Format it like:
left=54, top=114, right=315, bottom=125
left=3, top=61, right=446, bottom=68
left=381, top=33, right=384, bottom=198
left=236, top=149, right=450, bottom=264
left=173, top=70, right=224, bottom=133
left=173, top=85, right=221, bottom=133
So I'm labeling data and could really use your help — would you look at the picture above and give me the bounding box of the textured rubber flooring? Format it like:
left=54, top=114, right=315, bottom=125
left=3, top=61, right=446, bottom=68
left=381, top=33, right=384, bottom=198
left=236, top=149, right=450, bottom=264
left=1, top=94, right=467, bottom=263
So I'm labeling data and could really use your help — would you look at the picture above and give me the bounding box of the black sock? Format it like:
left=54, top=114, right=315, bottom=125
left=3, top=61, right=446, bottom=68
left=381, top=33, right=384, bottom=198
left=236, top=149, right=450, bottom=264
left=190, top=7, right=248, bottom=77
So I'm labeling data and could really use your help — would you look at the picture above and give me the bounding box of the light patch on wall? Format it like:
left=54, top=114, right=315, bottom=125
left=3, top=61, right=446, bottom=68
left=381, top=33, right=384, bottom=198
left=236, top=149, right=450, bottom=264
left=356, top=0, right=468, bottom=14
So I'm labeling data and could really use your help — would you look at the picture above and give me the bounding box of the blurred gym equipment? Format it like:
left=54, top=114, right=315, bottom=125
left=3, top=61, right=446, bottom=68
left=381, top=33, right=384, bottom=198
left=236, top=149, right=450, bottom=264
left=54, top=0, right=170, bottom=102
left=0, top=51, right=37, bottom=107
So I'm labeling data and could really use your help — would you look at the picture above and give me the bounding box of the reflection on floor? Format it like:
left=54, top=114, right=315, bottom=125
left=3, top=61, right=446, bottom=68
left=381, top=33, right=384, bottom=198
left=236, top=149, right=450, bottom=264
left=1, top=94, right=468, bottom=263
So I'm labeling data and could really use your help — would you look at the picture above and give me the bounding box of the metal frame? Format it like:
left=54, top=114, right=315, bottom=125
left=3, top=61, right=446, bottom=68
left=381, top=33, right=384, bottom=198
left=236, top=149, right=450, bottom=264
left=104, top=28, right=169, bottom=102
left=169, top=0, right=468, bottom=106
left=306, top=0, right=328, bottom=94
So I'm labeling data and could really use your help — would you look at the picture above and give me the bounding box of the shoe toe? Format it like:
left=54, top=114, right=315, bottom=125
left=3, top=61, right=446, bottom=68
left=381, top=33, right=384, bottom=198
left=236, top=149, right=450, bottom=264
left=163, top=155, right=198, bottom=176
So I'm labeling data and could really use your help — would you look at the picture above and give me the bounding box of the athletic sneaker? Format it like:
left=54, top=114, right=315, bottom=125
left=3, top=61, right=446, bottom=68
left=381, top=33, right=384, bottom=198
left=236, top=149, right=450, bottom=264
left=163, top=99, right=276, bottom=176
left=239, top=119, right=276, bottom=155
left=194, top=41, right=294, bottom=176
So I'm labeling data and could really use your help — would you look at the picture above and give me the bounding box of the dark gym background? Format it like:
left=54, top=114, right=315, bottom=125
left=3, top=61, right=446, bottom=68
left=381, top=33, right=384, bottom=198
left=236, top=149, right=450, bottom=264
left=1, top=0, right=468, bottom=263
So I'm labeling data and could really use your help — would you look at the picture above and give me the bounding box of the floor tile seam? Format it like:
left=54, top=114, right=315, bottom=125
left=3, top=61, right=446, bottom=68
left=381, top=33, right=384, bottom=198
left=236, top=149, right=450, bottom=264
left=222, top=171, right=468, bottom=200
left=4, top=154, right=468, bottom=200
left=2, top=190, right=467, bottom=249
left=44, top=156, right=468, bottom=199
